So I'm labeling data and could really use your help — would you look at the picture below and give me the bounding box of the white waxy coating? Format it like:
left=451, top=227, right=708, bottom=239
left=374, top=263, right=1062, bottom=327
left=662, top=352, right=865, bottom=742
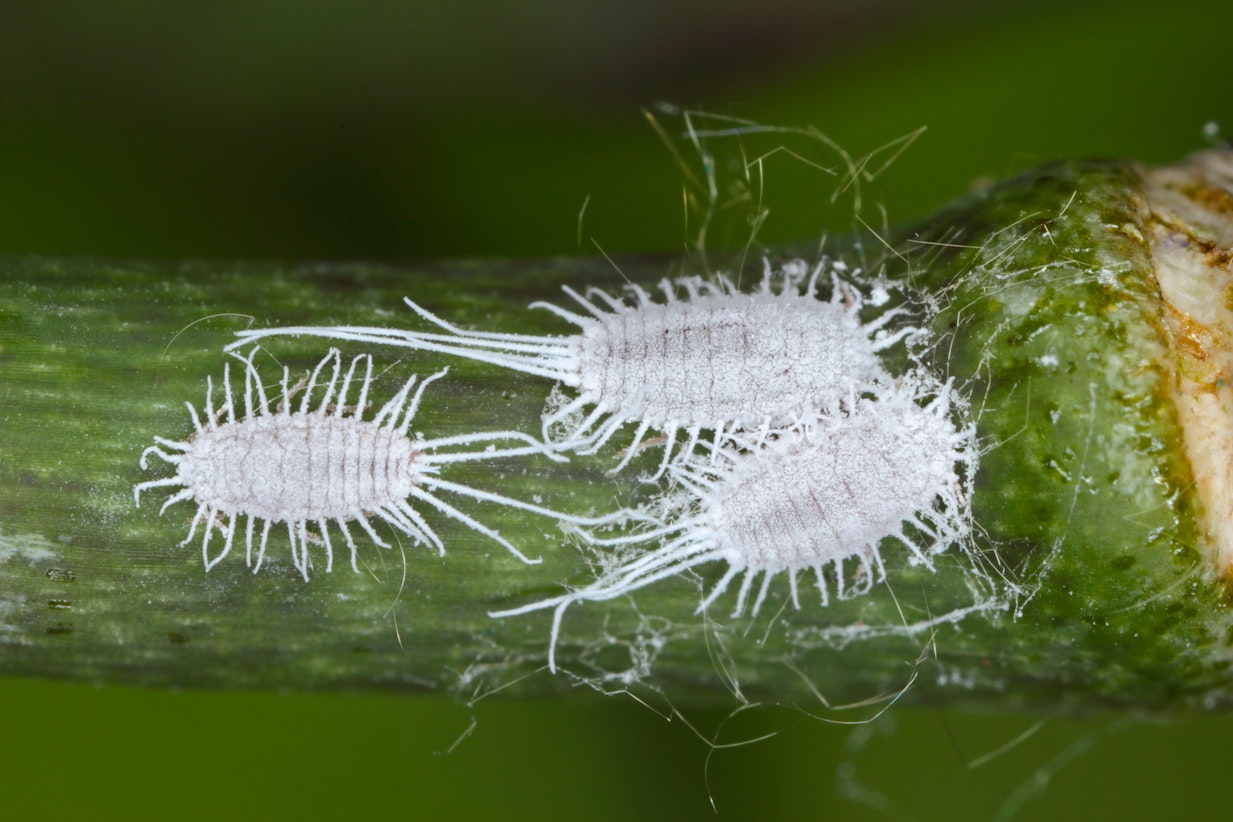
left=706, top=400, right=962, bottom=572
left=178, top=415, right=421, bottom=523
left=135, top=348, right=624, bottom=580
left=575, top=291, right=885, bottom=428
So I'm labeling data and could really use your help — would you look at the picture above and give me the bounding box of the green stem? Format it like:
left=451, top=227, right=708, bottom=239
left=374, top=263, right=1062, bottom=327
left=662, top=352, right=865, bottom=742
left=2, top=151, right=1231, bottom=712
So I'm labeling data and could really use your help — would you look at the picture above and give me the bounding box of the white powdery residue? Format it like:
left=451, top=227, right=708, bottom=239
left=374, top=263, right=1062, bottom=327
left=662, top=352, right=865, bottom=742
left=0, top=590, right=22, bottom=633
left=1096, top=266, right=1123, bottom=288
left=492, top=372, right=978, bottom=671
left=0, top=527, right=59, bottom=566
left=0, top=528, right=59, bottom=639
left=934, top=664, right=983, bottom=690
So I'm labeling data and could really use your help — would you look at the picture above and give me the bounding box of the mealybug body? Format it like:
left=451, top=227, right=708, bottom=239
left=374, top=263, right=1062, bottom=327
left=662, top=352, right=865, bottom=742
left=135, top=348, right=623, bottom=580
left=491, top=375, right=976, bottom=670
left=226, top=260, right=915, bottom=474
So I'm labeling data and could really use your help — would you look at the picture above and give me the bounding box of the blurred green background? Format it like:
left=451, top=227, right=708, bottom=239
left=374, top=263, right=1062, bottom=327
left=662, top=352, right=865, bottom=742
left=3, top=1, right=1232, bottom=819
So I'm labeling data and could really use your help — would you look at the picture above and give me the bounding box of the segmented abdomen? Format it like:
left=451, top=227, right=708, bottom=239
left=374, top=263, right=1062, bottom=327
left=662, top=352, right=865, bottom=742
left=707, top=418, right=944, bottom=572
left=576, top=293, right=883, bottom=428
left=177, top=415, right=419, bottom=522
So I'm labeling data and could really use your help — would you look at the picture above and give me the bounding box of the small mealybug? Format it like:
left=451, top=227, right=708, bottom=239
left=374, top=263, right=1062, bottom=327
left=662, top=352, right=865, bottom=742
left=491, top=373, right=977, bottom=671
left=135, top=348, right=629, bottom=580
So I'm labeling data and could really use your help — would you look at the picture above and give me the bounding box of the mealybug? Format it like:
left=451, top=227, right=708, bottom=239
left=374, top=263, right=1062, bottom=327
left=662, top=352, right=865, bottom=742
left=491, top=374, right=976, bottom=671
left=225, top=259, right=916, bottom=475
left=135, top=348, right=627, bottom=580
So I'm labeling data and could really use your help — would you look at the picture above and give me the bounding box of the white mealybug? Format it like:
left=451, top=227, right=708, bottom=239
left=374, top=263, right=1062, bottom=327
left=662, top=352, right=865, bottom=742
left=134, top=348, right=627, bottom=580
left=225, top=259, right=916, bottom=474
left=491, top=374, right=977, bottom=671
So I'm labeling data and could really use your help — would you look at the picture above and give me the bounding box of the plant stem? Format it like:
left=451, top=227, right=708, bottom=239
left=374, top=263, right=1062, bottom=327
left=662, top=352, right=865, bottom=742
left=2, top=151, right=1231, bottom=712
